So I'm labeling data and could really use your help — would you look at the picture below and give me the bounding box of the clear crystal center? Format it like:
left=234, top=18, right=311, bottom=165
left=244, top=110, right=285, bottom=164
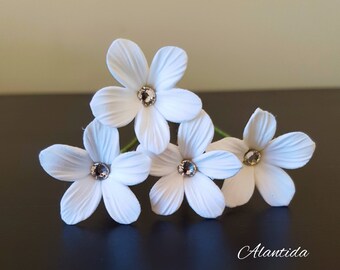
left=90, top=162, right=110, bottom=180
left=243, top=149, right=261, bottom=166
left=137, top=86, right=156, bottom=107
left=178, top=160, right=197, bottom=177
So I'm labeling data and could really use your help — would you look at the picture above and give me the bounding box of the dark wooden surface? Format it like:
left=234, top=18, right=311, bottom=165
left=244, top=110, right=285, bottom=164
left=0, top=90, right=339, bottom=270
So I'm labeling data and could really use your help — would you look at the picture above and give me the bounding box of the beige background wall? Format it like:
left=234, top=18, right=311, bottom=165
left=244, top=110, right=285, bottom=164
left=1, top=0, right=340, bottom=94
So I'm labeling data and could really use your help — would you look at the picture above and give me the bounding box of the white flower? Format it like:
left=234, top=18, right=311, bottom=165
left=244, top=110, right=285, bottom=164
left=208, top=108, right=316, bottom=208
left=39, top=120, right=151, bottom=225
left=90, top=38, right=202, bottom=154
left=140, top=110, right=242, bottom=218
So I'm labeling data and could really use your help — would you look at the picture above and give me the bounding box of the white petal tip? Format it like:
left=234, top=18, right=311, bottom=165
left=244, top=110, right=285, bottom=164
left=61, top=216, right=79, bottom=225
left=115, top=216, right=138, bottom=225
left=151, top=206, right=172, bottom=216
left=225, top=199, right=249, bottom=209
left=270, top=204, right=291, bottom=208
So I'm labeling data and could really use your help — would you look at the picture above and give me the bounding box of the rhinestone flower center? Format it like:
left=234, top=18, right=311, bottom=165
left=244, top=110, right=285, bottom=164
left=90, top=162, right=110, bottom=180
left=178, top=159, right=197, bottom=177
left=243, top=149, right=261, bottom=166
left=137, top=86, right=156, bottom=107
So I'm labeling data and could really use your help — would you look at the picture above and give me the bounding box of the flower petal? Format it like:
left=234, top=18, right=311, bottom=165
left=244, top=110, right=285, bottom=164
left=83, top=119, right=120, bottom=164
left=243, top=108, right=277, bottom=150
left=184, top=172, right=225, bottom=218
left=263, top=132, right=316, bottom=169
left=39, top=144, right=92, bottom=181
left=193, top=150, right=242, bottom=180
left=255, top=163, right=295, bottom=206
left=60, top=175, right=102, bottom=225
left=106, top=38, right=148, bottom=89
left=147, top=46, right=187, bottom=91
left=138, top=143, right=182, bottom=177
left=221, top=166, right=255, bottom=208
left=154, top=88, right=202, bottom=123
left=178, top=110, right=214, bottom=159
left=90, top=86, right=141, bottom=128
left=134, top=106, right=170, bottom=154
left=110, top=151, right=151, bottom=186
left=207, top=137, right=249, bottom=161
left=102, top=180, right=141, bottom=224
left=149, top=171, right=184, bottom=215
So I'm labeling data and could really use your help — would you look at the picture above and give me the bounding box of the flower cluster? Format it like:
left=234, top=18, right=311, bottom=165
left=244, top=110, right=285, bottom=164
left=39, top=39, right=316, bottom=225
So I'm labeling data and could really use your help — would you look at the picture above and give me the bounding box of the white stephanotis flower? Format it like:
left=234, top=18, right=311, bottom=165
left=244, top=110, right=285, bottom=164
left=139, top=110, right=242, bottom=218
left=39, top=120, right=151, bottom=225
left=90, top=38, right=202, bottom=154
left=208, top=108, right=316, bottom=208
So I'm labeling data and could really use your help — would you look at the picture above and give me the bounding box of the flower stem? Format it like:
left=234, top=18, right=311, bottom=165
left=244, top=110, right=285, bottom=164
left=214, top=126, right=230, bottom=138
left=120, top=137, right=138, bottom=153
